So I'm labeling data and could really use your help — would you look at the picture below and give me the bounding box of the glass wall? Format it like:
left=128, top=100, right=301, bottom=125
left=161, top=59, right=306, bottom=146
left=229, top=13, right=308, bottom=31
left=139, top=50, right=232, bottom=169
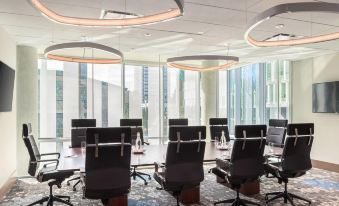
left=265, top=61, right=290, bottom=120
left=218, top=61, right=290, bottom=134
left=38, top=60, right=201, bottom=145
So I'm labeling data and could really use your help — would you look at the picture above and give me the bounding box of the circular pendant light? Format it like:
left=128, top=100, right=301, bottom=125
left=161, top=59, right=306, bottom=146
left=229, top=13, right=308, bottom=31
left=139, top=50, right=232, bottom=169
left=30, top=0, right=184, bottom=27
left=245, top=2, right=339, bottom=47
left=44, top=42, right=123, bottom=64
left=167, top=55, right=239, bottom=72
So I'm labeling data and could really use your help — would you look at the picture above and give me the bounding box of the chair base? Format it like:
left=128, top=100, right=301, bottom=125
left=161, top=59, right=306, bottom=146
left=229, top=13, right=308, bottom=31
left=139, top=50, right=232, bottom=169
left=131, top=167, right=151, bottom=185
left=214, top=198, right=260, bottom=206
left=265, top=183, right=311, bottom=206
left=67, top=176, right=82, bottom=191
left=215, top=189, right=260, bottom=206
left=27, top=181, right=73, bottom=206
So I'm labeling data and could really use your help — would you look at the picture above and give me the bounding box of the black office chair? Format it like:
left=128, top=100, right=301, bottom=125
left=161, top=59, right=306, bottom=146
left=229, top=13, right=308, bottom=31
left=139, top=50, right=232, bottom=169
left=212, top=125, right=267, bottom=206
left=84, top=127, right=132, bottom=205
left=209, top=118, right=230, bottom=142
left=267, top=119, right=288, bottom=147
left=67, top=119, right=96, bottom=191
left=168, top=118, right=188, bottom=126
left=22, top=124, right=74, bottom=206
left=234, top=124, right=267, bottom=138
left=70, top=119, right=96, bottom=148
left=120, top=118, right=151, bottom=185
left=264, top=123, right=314, bottom=206
left=154, top=126, right=206, bottom=206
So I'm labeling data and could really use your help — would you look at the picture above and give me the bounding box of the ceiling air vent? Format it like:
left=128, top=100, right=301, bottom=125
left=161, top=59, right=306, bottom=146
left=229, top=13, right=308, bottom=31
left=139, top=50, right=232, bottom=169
left=264, top=33, right=301, bottom=41
left=100, top=10, right=141, bottom=19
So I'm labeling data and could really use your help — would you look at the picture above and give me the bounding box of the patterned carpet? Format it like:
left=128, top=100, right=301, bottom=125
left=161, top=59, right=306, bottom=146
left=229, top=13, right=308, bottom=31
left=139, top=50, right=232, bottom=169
left=1, top=168, right=339, bottom=206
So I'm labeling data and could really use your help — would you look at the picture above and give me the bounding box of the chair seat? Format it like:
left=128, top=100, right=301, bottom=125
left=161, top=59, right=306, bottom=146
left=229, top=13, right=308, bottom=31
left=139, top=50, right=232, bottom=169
left=37, top=166, right=74, bottom=182
left=154, top=171, right=201, bottom=192
left=264, top=163, right=306, bottom=180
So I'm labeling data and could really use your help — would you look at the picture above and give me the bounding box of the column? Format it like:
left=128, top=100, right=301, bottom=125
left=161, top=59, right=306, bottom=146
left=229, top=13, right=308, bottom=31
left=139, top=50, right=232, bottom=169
left=16, top=46, right=38, bottom=176
left=200, top=61, right=218, bottom=140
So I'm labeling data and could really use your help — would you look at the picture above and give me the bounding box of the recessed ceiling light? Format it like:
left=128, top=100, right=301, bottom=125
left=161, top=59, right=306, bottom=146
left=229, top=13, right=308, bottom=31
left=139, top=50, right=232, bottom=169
left=144, top=33, right=152, bottom=37
left=275, top=24, right=285, bottom=29
left=197, top=31, right=204, bottom=35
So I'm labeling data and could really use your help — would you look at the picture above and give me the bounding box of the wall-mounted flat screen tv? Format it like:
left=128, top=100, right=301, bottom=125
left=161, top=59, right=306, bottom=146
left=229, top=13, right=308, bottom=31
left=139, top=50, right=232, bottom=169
left=312, top=81, right=338, bottom=113
left=0, top=61, right=15, bottom=112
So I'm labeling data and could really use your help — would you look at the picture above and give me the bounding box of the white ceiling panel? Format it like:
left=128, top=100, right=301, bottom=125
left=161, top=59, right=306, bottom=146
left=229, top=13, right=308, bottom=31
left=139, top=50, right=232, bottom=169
left=0, top=0, right=339, bottom=64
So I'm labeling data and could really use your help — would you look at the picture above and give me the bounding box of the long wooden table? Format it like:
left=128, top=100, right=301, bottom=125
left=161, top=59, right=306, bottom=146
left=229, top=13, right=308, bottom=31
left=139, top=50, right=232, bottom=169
left=58, top=142, right=282, bottom=205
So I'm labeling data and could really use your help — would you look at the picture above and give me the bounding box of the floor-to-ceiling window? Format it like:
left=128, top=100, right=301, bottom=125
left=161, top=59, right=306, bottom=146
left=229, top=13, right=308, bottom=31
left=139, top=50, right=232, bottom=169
left=219, top=61, right=290, bottom=134
left=265, top=61, right=290, bottom=120
left=38, top=60, right=200, bottom=148
left=161, top=67, right=200, bottom=136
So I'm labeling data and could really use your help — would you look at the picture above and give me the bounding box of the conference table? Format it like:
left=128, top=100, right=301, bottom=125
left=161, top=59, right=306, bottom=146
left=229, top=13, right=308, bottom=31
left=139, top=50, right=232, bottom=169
left=57, top=141, right=283, bottom=205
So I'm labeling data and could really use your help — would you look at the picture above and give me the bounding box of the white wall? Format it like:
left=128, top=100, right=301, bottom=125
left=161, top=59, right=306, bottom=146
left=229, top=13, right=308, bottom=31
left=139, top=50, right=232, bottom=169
left=292, top=53, right=339, bottom=165
left=0, top=27, right=17, bottom=187
left=16, top=46, right=38, bottom=176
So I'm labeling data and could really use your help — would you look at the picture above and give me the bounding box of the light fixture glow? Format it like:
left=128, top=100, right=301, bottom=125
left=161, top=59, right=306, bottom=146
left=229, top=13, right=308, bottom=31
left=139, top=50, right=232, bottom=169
left=245, top=2, right=339, bottom=47
left=30, top=0, right=184, bottom=27
left=167, top=55, right=239, bottom=72
left=44, top=42, right=123, bottom=64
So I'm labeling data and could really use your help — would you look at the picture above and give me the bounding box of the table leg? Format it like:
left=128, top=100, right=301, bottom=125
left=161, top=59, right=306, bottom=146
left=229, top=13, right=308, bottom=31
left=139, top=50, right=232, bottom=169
left=106, top=195, right=128, bottom=206
left=217, top=177, right=260, bottom=196
left=179, top=186, right=200, bottom=204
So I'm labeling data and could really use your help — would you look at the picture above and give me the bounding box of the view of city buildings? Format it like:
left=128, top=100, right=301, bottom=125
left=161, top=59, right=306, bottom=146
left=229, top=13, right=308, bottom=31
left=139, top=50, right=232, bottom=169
left=38, top=59, right=290, bottom=151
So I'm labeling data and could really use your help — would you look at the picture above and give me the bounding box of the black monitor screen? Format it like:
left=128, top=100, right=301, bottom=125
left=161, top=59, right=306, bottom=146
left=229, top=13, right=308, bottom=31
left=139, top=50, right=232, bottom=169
left=312, top=82, right=336, bottom=113
left=0, top=61, right=15, bottom=112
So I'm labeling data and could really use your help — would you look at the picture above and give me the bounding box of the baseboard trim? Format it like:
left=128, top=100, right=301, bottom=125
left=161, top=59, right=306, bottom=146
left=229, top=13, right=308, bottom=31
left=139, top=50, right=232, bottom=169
left=0, top=172, right=16, bottom=201
left=312, top=159, right=339, bottom=173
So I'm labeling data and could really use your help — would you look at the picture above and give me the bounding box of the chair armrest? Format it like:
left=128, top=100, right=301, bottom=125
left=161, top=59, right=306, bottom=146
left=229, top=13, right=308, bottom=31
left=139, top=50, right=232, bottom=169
left=34, top=159, right=59, bottom=167
left=39, top=153, right=61, bottom=159
left=154, top=162, right=165, bottom=172
left=266, top=162, right=280, bottom=171
left=143, top=142, right=150, bottom=145
left=266, top=154, right=282, bottom=164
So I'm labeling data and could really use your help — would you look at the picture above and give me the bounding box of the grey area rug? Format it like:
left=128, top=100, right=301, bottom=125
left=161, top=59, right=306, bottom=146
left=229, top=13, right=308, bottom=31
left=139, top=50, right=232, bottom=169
left=1, top=168, right=339, bottom=206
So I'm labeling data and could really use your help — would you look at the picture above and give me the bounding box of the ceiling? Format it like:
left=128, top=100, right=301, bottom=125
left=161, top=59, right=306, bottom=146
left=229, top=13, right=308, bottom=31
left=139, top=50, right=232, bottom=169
left=2, top=0, right=339, bottom=66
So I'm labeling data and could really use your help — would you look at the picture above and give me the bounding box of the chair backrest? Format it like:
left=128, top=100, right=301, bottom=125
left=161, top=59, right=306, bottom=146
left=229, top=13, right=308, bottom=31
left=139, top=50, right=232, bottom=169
left=209, top=118, right=229, bottom=141
left=281, top=123, right=314, bottom=174
left=168, top=118, right=188, bottom=126
left=229, top=137, right=266, bottom=180
left=209, top=118, right=227, bottom=126
left=165, top=126, right=206, bottom=188
left=168, top=126, right=206, bottom=141
left=120, top=118, right=142, bottom=127
left=71, top=119, right=96, bottom=148
left=84, top=127, right=132, bottom=199
left=22, top=123, right=40, bottom=177
left=72, top=119, right=96, bottom=128
left=119, top=119, right=145, bottom=145
left=235, top=125, right=267, bottom=138
left=267, top=119, right=288, bottom=147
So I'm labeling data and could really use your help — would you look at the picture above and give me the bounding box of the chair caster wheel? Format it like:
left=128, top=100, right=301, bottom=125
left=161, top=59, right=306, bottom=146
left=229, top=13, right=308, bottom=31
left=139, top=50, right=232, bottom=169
left=144, top=182, right=148, bottom=186
left=73, top=188, right=77, bottom=192
left=67, top=182, right=70, bottom=186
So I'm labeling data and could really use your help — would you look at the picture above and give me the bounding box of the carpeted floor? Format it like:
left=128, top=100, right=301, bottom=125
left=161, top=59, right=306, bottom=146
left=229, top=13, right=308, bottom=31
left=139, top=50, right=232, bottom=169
left=1, top=168, right=339, bottom=206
